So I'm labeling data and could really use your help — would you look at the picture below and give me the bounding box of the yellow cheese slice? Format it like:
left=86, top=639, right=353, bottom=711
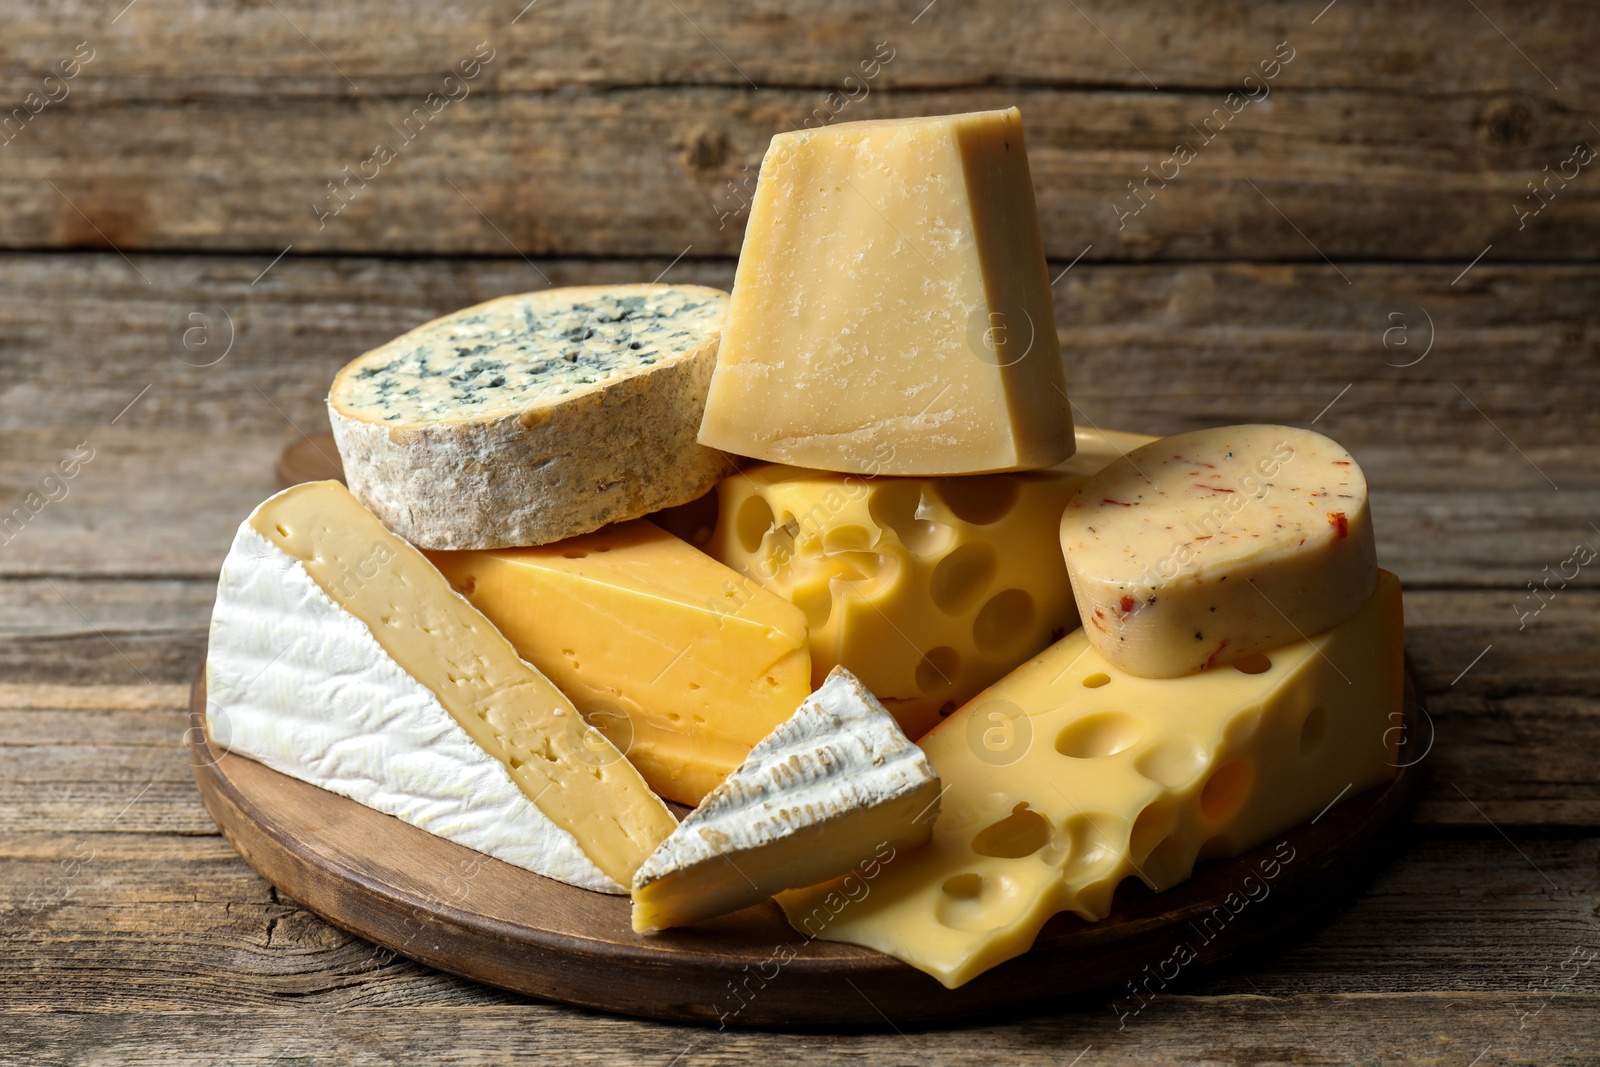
left=247, top=483, right=678, bottom=888
left=706, top=464, right=1086, bottom=739
left=427, top=520, right=811, bottom=805
left=697, top=107, right=1073, bottom=475
left=779, top=570, right=1404, bottom=988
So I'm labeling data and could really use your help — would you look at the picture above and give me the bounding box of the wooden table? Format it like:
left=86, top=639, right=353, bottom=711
left=3, top=2, right=1597, bottom=1063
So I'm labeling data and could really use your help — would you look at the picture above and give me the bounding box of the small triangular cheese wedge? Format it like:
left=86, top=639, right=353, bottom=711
left=206, top=481, right=678, bottom=893
left=631, top=667, right=941, bottom=932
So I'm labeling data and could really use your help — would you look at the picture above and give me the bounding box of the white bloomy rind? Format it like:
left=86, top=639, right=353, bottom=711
left=329, top=284, right=733, bottom=550
left=1059, top=424, right=1378, bottom=678
left=206, top=522, right=622, bottom=893
left=631, top=668, right=941, bottom=929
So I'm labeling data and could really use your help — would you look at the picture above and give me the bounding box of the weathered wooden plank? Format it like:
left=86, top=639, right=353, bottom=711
left=1, top=833, right=1596, bottom=1014
left=3, top=253, right=1595, bottom=583
left=1, top=0, right=1591, bottom=97
left=0, top=996, right=1594, bottom=1066
left=6, top=427, right=1592, bottom=587
left=0, top=575, right=215, bottom=681
left=0, top=589, right=1597, bottom=829
left=1, top=87, right=1596, bottom=259
left=1, top=255, right=1596, bottom=450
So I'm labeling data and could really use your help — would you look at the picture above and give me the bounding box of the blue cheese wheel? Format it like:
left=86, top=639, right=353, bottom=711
left=329, top=285, right=733, bottom=549
left=1059, top=424, right=1378, bottom=678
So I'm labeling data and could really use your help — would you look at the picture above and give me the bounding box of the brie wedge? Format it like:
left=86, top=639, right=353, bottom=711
left=631, top=668, right=941, bottom=932
left=206, top=480, right=677, bottom=893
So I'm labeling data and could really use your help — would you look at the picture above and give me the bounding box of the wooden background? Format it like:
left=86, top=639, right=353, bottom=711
left=3, top=1, right=1597, bottom=1063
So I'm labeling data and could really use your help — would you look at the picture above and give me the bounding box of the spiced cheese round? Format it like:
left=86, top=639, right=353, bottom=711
left=1058, top=424, right=1378, bottom=678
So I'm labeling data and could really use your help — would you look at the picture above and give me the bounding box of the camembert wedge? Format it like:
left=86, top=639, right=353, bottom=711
left=631, top=668, right=941, bottom=932
left=206, top=481, right=678, bottom=893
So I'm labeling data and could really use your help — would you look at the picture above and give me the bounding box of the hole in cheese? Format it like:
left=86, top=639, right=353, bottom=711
left=935, top=476, right=1021, bottom=525
left=1200, top=760, right=1253, bottom=822
left=791, top=583, right=832, bottom=630
left=934, top=872, right=1022, bottom=932
left=915, top=646, right=962, bottom=694
left=973, top=588, right=1035, bottom=653
left=1299, top=705, right=1328, bottom=756
left=930, top=541, right=998, bottom=615
left=868, top=481, right=949, bottom=556
left=942, top=873, right=984, bottom=900
left=1130, top=801, right=1174, bottom=863
left=1055, top=712, right=1142, bottom=759
left=1134, top=736, right=1209, bottom=789
left=736, top=495, right=775, bottom=554
left=1059, top=812, right=1123, bottom=878
left=1142, top=835, right=1192, bottom=890
left=562, top=549, right=587, bottom=560
left=1081, top=672, right=1111, bottom=689
left=971, top=803, right=1052, bottom=859
left=822, top=523, right=872, bottom=552
left=1233, top=652, right=1273, bottom=675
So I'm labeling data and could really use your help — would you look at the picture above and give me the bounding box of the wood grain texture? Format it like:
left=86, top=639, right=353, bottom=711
left=7, top=832, right=1598, bottom=1012
left=3, top=0, right=1597, bottom=1046
left=3, top=256, right=1595, bottom=453
left=3, top=996, right=1600, bottom=1066
left=2, top=86, right=1595, bottom=260
left=3, top=0, right=1594, bottom=98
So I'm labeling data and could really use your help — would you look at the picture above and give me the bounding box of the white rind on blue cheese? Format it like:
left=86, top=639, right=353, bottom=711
left=206, top=522, right=623, bottom=893
left=631, top=667, right=942, bottom=932
left=329, top=284, right=733, bottom=550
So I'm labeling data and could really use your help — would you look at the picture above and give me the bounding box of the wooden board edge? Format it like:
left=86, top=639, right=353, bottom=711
left=187, top=661, right=1426, bottom=1029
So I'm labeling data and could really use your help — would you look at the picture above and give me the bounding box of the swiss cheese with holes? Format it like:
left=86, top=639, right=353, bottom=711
left=705, top=464, right=1087, bottom=739
left=779, top=570, right=1403, bottom=988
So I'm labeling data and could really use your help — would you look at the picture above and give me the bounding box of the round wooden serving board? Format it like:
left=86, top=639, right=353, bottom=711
left=188, top=663, right=1425, bottom=1029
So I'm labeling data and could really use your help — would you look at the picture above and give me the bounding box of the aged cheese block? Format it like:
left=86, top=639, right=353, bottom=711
left=705, top=463, right=1087, bottom=739
left=632, top=668, right=941, bottom=932
left=205, top=481, right=677, bottom=893
left=1060, top=425, right=1378, bottom=677
left=697, top=108, right=1074, bottom=476
left=779, top=570, right=1404, bottom=987
left=329, top=284, right=733, bottom=550
left=426, top=520, right=812, bottom=806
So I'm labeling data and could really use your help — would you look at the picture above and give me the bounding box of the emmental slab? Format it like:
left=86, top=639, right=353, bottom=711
left=706, top=464, right=1085, bottom=739
left=780, top=570, right=1404, bottom=988
left=697, top=108, right=1073, bottom=476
